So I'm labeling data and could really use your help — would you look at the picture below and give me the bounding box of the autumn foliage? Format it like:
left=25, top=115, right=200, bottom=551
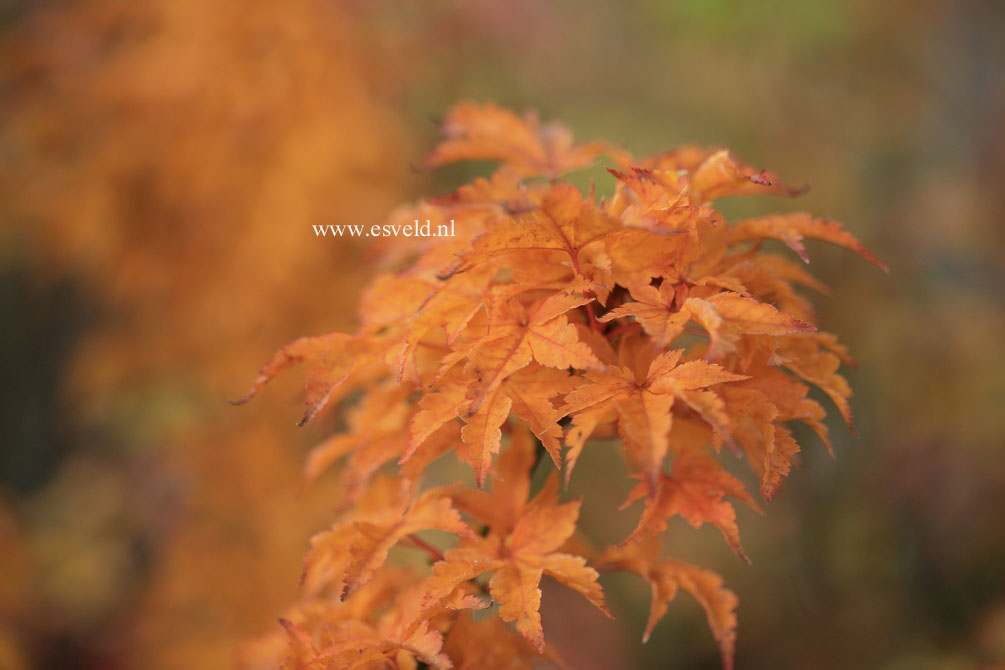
left=237, top=103, right=885, bottom=669
left=0, top=1, right=408, bottom=666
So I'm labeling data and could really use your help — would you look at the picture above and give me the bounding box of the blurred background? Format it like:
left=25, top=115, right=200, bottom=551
left=1, top=1, right=1002, bottom=668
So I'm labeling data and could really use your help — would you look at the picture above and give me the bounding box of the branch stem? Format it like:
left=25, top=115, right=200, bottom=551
left=406, top=534, right=444, bottom=563
left=585, top=301, right=604, bottom=333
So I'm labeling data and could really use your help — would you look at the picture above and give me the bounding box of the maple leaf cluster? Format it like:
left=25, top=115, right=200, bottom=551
left=237, top=103, right=885, bottom=670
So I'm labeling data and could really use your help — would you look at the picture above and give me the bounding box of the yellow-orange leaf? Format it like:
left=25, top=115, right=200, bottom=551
left=403, top=381, right=469, bottom=464
left=460, top=389, right=513, bottom=487
left=621, top=446, right=760, bottom=561
left=420, top=452, right=609, bottom=652
left=602, top=287, right=813, bottom=357
left=598, top=282, right=688, bottom=347
left=688, top=149, right=806, bottom=202
left=770, top=332, right=855, bottom=429
left=504, top=364, right=582, bottom=467
left=302, top=485, right=471, bottom=599
left=234, top=333, right=380, bottom=426
left=729, top=212, right=888, bottom=271
left=420, top=102, right=612, bottom=178
left=559, top=348, right=747, bottom=481
left=684, top=292, right=815, bottom=359
left=452, top=184, right=621, bottom=276
left=462, top=291, right=601, bottom=415
left=598, top=538, right=737, bottom=670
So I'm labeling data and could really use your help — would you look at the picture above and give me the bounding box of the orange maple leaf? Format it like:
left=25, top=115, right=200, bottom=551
left=420, top=102, right=615, bottom=178
left=601, top=285, right=814, bottom=357
left=233, top=333, right=381, bottom=426
left=450, top=184, right=622, bottom=277
left=300, top=480, right=472, bottom=600
left=421, top=429, right=611, bottom=652
left=684, top=148, right=807, bottom=202
left=620, top=443, right=761, bottom=562
left=598, top=537, right=738, bottom=670
left=558, top=339, right=748, bottom=483
left=429, top=290, right=602, bottom=486
left=729, top=212, right=889, bottom=271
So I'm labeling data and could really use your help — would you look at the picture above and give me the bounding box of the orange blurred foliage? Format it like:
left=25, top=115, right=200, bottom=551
left=0, top=0, right=411, bottom=667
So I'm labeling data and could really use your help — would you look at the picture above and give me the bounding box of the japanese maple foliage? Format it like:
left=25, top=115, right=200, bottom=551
left=237, top=103, right=885, bottom=669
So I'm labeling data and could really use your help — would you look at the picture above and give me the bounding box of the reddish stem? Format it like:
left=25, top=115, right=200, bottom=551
left=606, top=322, right=641, bottom=339
left=585, top=301, right=604, bottom=333
left=406, top=534, right=444, bottom=563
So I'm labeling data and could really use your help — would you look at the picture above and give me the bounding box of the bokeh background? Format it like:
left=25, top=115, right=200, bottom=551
left=1, top=1, right=1003, bottom=668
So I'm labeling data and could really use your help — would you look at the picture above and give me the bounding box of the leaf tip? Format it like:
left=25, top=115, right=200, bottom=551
left=759, top=485, right=775, bottom=504
left=792, top=318, right=816, bottom=333
left=229, top=381, right=264, bottom=406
